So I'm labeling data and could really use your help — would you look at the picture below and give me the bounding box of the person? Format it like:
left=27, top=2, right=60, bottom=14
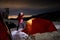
left=17, top=12, right=24, bottom=31
left=0, top=13, right=10, bottom=40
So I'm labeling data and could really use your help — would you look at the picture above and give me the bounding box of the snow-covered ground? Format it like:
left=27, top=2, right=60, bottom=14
left=10, top=21, right=60, bottom=40
left=53, top=22, right=60, bottom=29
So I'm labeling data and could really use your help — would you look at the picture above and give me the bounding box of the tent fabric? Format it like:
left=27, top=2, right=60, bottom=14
left=22, top=18, right=57, bottom=35
left=0, top=21, right=10, bottom=40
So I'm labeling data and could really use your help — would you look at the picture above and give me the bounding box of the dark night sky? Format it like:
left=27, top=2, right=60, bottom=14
left=0, top=0, right=60, bottom=15
left=0, top=0, right=60, bottom=8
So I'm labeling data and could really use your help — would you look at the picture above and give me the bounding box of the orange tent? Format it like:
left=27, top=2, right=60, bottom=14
left=22, top=18, right=57, bottom=35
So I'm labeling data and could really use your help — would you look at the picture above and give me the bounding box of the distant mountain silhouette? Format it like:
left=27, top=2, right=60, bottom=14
left=24, top=11, right=60, bottom=21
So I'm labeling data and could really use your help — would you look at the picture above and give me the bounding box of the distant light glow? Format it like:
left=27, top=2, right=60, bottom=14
left=8, top=15, right=18, bottom=19
left=8, top=15, right=32, bottom=19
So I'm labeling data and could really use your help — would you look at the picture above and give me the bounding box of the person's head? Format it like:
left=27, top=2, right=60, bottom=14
left=20, top=12, right=24, bottom=16
left=19, top=12, right=24, bottom=16
left=18, top=12, right=24, bottom=18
